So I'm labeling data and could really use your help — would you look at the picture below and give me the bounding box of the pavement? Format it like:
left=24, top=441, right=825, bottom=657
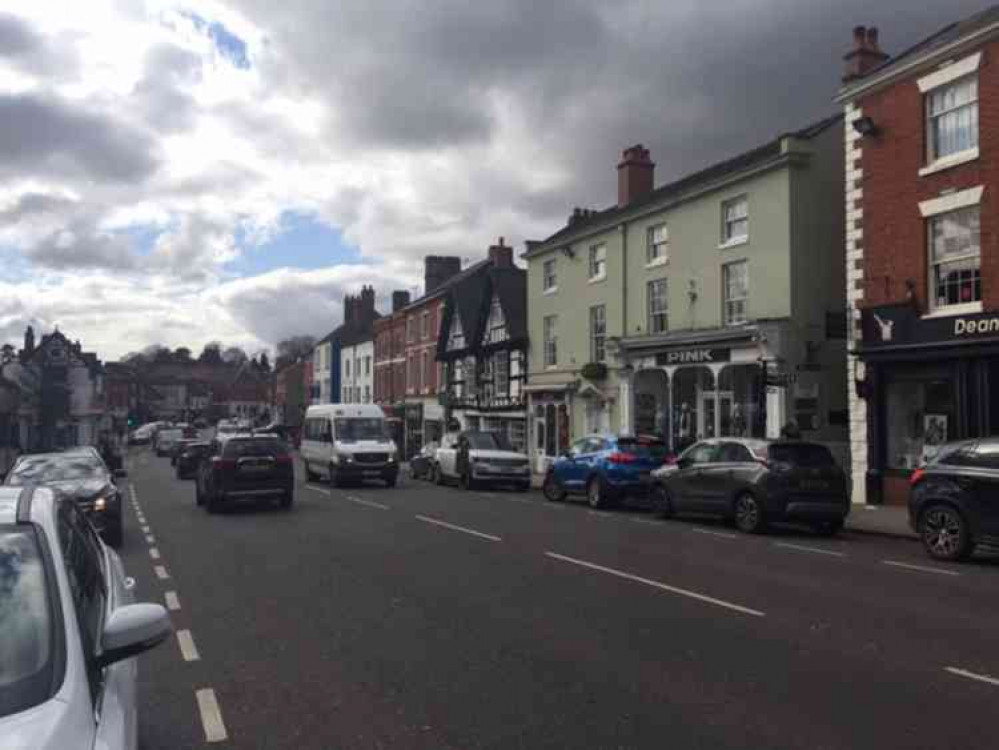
left=119, top=449, right=998, bottom=750
left=845, top=504, right=918, bottom=539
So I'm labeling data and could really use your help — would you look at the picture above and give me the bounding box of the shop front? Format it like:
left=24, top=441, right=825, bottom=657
left=524, top=382, right=573, bottom=476
left=858, top=303, right=999, bottom=505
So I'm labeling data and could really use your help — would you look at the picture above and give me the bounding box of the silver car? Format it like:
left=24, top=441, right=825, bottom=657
left=0, top=486, right=171, bottom=749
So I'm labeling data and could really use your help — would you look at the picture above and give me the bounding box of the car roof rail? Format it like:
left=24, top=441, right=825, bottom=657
left=15, top=486, right=36, bottom=524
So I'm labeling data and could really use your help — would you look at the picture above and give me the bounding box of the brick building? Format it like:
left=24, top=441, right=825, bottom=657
left=837, top=10, right=999, bottom=504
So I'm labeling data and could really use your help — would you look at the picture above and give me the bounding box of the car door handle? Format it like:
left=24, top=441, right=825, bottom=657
left=124, top=577, right=136, bottom=591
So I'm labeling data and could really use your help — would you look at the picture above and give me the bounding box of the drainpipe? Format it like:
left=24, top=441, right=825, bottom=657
left=619, top=222, right=628, bottom=337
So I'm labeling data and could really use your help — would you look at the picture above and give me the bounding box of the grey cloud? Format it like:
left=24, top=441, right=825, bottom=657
left=132, top=44, right=202, bottom=134
left=0, top=93, right=161, bottom=184
left=0, top=13, right=80, bottom=77
left=28, top=221, right=137, bottom=272
left=0, top=13, right=38, bottom=56
left=0, top=193, right=78, bottom=227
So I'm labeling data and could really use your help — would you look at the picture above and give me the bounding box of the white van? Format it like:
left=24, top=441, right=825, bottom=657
left=301, top=404, right=399, bottom=488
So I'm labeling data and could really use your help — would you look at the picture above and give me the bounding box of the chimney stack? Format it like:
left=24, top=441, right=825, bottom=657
left=343, top=294, right=356, bottom=326
left=392, top=290, right=411, bottom=312
left=424, top=255, right=462, bottom=294
left=359, top=285, right=376, bottom=323
left=487, top=237, right=513, bottom=268
left=617, top=145, right=655, bottom=208
left=842, top=25, right=889, bottom=83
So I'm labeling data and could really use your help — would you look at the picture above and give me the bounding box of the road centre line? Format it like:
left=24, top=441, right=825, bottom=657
left=883, top=560, right=960, bottom=577
left=141, top=526, right=150, bottom=534
left=177, top=629, right=200, bottom=661
left=145, top=535, right=155, bottom=544
left=154, top=565, right=170, bottom=580
left=630, top=517, right=662, bottom=526
left=344, top=495, right=390, bottom=510
left=195, top=688, right=229, bottom=743
left=691, top=527, right=738, bottom=540
left=587, top=509, right=612, bottom=518
left=165, top=591, right=181, bottom=611
left=305, top=483, right=331, bottom=496
left=415, top=515, right=502, bottom=543
left=945, top=666, right=999, bottom=687
left=544, top=551, right=765, bottom=618
left=149, top=547, right=161, bottom=560
left=773, top=542, right=846, bottom=558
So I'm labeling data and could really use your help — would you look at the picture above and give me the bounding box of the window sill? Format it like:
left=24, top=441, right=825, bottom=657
left=918, top=147, right=979, bottom=177
left=645, top=258, right=668, bottom=269
left=543, top=287, right=558, bottom=296
left=587, top=275, right=607, bottom=285
left=718, top=237, right=748, bottom=250
left=922, top=302, right=983, bottom=319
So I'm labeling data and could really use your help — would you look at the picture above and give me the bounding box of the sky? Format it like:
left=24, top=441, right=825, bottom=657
left=0, top=0, right=987, bottom=361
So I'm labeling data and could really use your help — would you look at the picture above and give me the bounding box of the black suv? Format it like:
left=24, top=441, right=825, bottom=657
left=196, top=435, right=295, bottom=512
left=909, top=438, right=999, bottom=561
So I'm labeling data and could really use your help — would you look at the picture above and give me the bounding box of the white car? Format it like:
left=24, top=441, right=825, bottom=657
left=0, top=487, right=171, bottom=750
left=433, top=430, right=531, bottom=491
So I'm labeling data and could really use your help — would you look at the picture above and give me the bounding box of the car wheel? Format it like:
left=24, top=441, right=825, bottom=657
left=206, top=491, right=223, bottom=514
left=460, top=472, right=476, bottom=491
left=385, top=475, right=397, bottom=488
left=195, top=482, right=204, bottom=506
left=305, top=462, right=317, bottom=482
left=516, top=482, right=530, bottom=493
left=920, top=504, right=974, bottom=562
left=409, top=463, right=419, bottom=480
left=280, top=492, right=294, bottom=509
left=542, top=472, right=566, bottom=502
left=651, top=484, right=673, bottom=518
left=587, top=477, right=607, bottom=509
left=434, top=464, right=445, bottom=486
left=812, top=519, right=844, bottom=536
left=733, top=492, right=766, bottom=534
left=104, top=517, right=123, bottom=548
left=329, top=463, right=342, bottom=489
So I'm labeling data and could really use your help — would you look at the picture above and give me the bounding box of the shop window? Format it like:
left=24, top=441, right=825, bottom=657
left=718, top=365, right=763, bottom=438
left=930, top=206, right=980, bottom=310
left=672, top=367, right=715, bottom=451
left=885, top=371, right=955, bottom=470
left=634, top=369, right=669, bottom=439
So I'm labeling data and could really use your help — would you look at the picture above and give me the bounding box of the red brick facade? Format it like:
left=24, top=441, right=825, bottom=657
left=374, top=297, right=444, bottom=404
left=857, top=39, right=998, bottom=311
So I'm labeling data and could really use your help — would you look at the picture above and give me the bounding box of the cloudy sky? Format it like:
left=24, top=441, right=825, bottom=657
left=0, top=0, right=984, bottom=360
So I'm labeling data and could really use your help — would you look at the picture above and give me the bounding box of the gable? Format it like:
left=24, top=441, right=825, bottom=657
left=481, top=294, right=508, bottom=346
left=447, top=312, right=466, bottom=351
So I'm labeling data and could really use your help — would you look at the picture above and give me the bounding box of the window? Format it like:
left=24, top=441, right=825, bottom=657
left=930, top=206, right=980, bottom=309
left=346, top=359, right=350, bottom=377
left=588, top=243, right=606, bottom=281
left=647, top=224, right=668, bottom=264
left=365, top=356, right=371, bottom=375
left=364, top=385, right=371, bottom=403
left=495, top=352, right=510, bottom=397
left=722, top=196, right=748, bottom=244
left=647, top=279, right=668, bottom=334
left=421, top=311, right=430, bottom=339
left=589, top=305, right=606, bottom=362
left=684, top=442, right=718, bottom=465
left=407, top=354, right=416, bottom=390
left=422, top=351, right=431, bottom=391
left=723, top=261, right=749, bottom=326
left=447, top=314, right=465, bottom=351
left=928, top=76, right=978, bottom=163
left=718, top=442, right=754, bottom=463
left=407, top=317, right=415, bottom=343
left=484, top=296, right=507, bottom=344
left=543, top=315, right=558, bottom=367
left=464, top=356, right=477, bottom=398
left=543, top=258, right=557, bottom=291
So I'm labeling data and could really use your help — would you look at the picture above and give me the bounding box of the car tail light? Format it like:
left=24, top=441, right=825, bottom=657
left=275, top=454, right=293, bottom=465
left=213, top=458, right=236, bottom=471
left=608, top=452, right=636, bottom=464
left=755, top=457, right=769, bottom=469
left=909, top=467, right=926, bottom=486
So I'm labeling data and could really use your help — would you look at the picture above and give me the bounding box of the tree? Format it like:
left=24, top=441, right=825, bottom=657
left=222, top=346, right=248, bottom=365
left=198, top=342, right=223, bottom=365
left=174, top=347, right=193, bottom=362
left=275, top=335, right=316, bottom=369
left=259, top=352, right=270, bottom=372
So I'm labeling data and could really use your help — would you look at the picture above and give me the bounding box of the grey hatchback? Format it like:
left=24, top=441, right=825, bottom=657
left=650, top=439, right=850, bottom=534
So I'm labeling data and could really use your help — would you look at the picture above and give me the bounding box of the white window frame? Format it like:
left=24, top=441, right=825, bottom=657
left=927, top=204, right=982, bottom=314
left=447, top=314, right=465, bottom=351
left=542, top=258, right=557, bottom=293
left=922, top=73, right=979, bottom=174
left=589, top=305, right=606, bottom=363
left=543, top=315, right=558, bottom=368
left=723, top=261, right=749, bottom=326
left=588, top=244, right=607, bottom=282
left=720, top=196, right=748, bottom=248
left=484, top=296, right=507, bottom=344
left=647, top=278, right=668, bottom=334
left=646, top=223, right=669, bottom=266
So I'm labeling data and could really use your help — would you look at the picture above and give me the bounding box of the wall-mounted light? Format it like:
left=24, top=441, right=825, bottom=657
left=561, top=246, right=575, bottom=259
left=852, top=116, right=879, bottom=137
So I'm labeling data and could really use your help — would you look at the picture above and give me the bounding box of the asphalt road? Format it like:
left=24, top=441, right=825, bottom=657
left=117, top=449, right=999, bottom=750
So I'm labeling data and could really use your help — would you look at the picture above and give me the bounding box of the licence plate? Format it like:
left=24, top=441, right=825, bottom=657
left=363, top=470, right=381, bottom=477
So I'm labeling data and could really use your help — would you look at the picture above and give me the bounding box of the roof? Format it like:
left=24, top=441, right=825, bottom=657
left=397, top=258, right=491, bottom=315
left=528, top=114, right=842, bottom=255
left=873, top=5, right=999, bottom=77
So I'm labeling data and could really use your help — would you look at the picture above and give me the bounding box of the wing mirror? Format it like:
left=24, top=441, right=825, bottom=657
left=676, top=457, right=692, bottom=469
left=97, top=603, right=172, bottom=668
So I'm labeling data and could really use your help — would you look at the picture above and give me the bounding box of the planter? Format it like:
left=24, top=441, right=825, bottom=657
left=581, top=362, right=608, bottom=380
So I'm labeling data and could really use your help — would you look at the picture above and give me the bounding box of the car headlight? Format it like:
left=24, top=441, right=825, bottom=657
left=342, top=454, right=353, bottom=464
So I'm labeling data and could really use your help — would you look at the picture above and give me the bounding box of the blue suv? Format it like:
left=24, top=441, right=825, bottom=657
left=542, top=434, right=669, bottom=508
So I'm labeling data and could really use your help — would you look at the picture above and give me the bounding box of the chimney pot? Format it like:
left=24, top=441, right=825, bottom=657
left=853, top=25, right=866, bottom=47
left=843, top=23, right=888, bottom=83
left=617, top=144, right=655, bottom=208
left=488, top=237, right=514, bottom=268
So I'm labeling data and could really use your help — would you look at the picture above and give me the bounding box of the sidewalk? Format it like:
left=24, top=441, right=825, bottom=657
left=845, top=504, right=918, bottom=540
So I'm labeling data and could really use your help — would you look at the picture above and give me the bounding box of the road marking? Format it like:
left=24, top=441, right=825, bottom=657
left=691, top=527, right=737, bottom=540
left=196, top=688, right=229, bottom=743
left=544, top=551, right=765, bottom=618
left=630, top=517, right=662, bottom=526
left=415, top=515, right=502, bottom=543
left=587, top=509, right=612, bottom=518
left=480, top=493, right=497, bottom=498
left=149, top=547, right=161, bottom=560
left=177, top=629, right=200, bottom=661
left=165, top=591, right=181, bottom=611
left=145, top=535, right=155, bottom=544
left=508, top=497, right=530, bottom=504
left=305, top=483, right=331, bottom=496
left=154, top=565, right=170, bottom=579
left=945, top=666, right=999, bottom=687
left=344, top=495, right=390, bottom=510
left=543, top=503, right=565, bottom=510
left=774, top=542, right=846, bottom=558
left=883, top=560, right=960, bottom=577
left=141, top=526, right=150, bottom=534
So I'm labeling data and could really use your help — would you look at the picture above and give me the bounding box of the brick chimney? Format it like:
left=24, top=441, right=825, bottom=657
left=424, top=255, right=462, bottom=294
left=392, top=290, right=411, bottom=312
left=487, top=237, right=513, bottom=268
left=617, top=145, right=655, bottom=208
left=343, top=293, right=356, bottom=326
left=359, top=285, right=376, bottom=323
left=842, top=25, right=889, bottom=83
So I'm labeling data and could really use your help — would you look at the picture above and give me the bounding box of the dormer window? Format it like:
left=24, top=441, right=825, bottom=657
left=483, top=296, right=507, bottom=344
left=447, top=314, right=465, bottom=351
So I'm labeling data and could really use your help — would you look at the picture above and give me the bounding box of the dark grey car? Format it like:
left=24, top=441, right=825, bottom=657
left=650, top=439, right=850, bottom=534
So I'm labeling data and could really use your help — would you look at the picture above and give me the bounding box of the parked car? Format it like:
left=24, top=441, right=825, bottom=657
left=170, top=438, right=196, bottom=466
left=435, top=430, right=531, bottom=491
left=4, top=448, right=128, bottom=546
left=196, top=435, right=295, bottom=512
left=649, top=439, right=850, bottom=534
left=175, top=440, right=211, bottom=479
left=300, top=404, right=398, bottom=488
left=909, top=438, right=999, bottom=561
left=0, top=486, right=172, bottom=750
left=543, top=434, right=667, bottom=508
left=154, top=428, right=183, bottom=457
left=409, top=442, right=438, bottom=480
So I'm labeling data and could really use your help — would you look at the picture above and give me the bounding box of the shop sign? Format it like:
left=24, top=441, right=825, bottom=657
left=654, top=348, right=731, bottom=366
left=863, top=304, right=999, bottom=349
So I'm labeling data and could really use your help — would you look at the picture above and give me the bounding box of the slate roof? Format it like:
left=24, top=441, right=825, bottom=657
left=528, top=114, right=842, bottom=254
left=437, top=263, right=526, bottom=360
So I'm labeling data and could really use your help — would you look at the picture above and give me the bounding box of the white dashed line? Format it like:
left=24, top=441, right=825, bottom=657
left=630, top=517, right=662, bottom=526
left=165, top=591, right=181, bottom=611
left=154, top=565, right=170, bottom=579
left=587, top=509, right=612, bottom=518
left=691, top=527, right=738, bottom=540
left=305, top=483, right=331, bottom=496
left=545, top=550, right=765, bottom=618
left=145, top=535, right=155, bottom=544
left=415, top=515, right=502, bottom=542
left=344, top=495, right=390, bottom=510
left=196, top=688, right=229, bottom=743
left=945, top=666, right=999, bottom=687
left=149, top=547, right=161, bottom=560
left=507, top=497, right=530, bottom=504
left=773, top=542, right=846, bottom=558
left=883, top=560, right=960, bottom=577
left=141, top=526, right=150, bottom=534
left=177, top=629, right=200, bottom=661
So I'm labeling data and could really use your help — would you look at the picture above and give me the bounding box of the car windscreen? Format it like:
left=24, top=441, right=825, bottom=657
left=465, top=433, right=511, bottom=450
left=334, top=418, right=386, bottom=443
left=158, top=430, right=182, bottom=441
left=617, top=438, right=668, bottom=461
left=5, top=455, right=106, bottom=486
left=768, top=443, right=835, bottom=468
left=223, top=438, right=287, bottom=458
left=0, top=527, right=57, bottom=718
